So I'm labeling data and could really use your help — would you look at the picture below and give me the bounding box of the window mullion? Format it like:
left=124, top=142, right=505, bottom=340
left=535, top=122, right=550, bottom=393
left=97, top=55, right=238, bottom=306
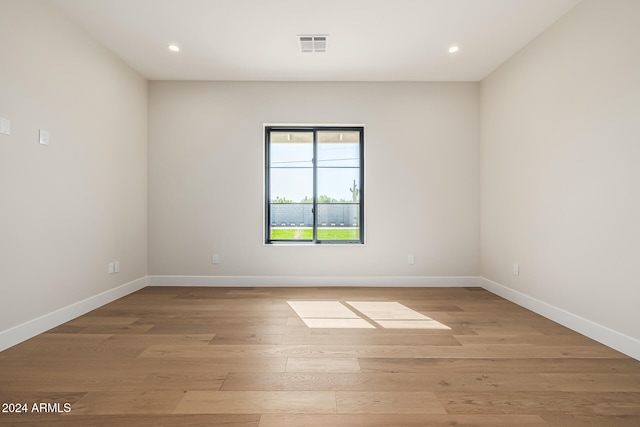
left=312, top=130, right=318, bottom=243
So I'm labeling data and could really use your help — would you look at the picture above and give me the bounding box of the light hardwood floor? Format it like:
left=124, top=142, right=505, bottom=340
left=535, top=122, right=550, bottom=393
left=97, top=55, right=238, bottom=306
left=1, top=286, right=639, bottom=426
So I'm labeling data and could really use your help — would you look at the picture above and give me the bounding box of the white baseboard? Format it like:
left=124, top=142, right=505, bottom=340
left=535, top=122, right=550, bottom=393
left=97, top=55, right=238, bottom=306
left=480, top=277, right=640, bottom=361
left=0, top=276, right=147, bottom=352
left=146, top=275, right=482, bottom=288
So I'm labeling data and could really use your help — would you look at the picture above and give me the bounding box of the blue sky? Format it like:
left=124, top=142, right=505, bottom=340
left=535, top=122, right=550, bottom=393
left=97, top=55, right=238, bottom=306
left=270, top=142, right=360, bottom=202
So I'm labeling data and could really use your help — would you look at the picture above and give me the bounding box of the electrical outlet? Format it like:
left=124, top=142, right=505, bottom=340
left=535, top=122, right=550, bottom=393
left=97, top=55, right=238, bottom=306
left=408, top=255, right=415, bottom=265
left=39, top=129, right=49, bottom=145
left=513, top=263, right=519, bottom=276
left=108, top=262, right=115, bottom=274
left=0, top=118, right=10, bottom=135
left=211, top=254, right=220, bottom=264
left=114, top=261, right=120, bottom=273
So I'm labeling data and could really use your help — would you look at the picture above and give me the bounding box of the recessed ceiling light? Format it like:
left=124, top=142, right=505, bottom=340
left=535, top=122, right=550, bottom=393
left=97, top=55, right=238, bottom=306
left=168, top=44, right=180, bottom=52
left=448, top=46, right=460, bottom=54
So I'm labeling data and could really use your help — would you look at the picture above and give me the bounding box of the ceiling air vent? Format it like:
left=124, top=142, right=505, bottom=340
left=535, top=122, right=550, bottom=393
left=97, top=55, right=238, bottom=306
left=299, top=35, right=328, bottom=53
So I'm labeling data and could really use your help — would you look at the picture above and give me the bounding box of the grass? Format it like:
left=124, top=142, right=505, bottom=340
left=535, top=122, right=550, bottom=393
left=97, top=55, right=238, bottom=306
left=271, top=228, right=359, bottom=241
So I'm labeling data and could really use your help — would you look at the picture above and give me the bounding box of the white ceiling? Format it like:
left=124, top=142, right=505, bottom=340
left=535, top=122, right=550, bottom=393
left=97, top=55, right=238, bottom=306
left=52, top=0, right=581, bottom=82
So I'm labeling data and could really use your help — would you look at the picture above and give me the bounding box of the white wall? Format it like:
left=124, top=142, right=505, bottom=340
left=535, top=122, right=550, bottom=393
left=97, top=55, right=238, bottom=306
left=149, top=82, right=479, bottom=279
left=481, top=0, right=640, bottom=343
left=0, top=0, right=148, bottom=337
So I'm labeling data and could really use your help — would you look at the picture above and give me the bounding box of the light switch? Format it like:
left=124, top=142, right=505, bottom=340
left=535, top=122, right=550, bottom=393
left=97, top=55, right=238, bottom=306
left=39, top=129, right=49, bottom=145
left=0, top=118, right=10, bottom=135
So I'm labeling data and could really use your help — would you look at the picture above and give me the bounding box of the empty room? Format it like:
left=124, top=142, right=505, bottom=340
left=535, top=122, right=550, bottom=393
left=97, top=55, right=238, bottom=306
left=1, top=0, right=639, bottom=426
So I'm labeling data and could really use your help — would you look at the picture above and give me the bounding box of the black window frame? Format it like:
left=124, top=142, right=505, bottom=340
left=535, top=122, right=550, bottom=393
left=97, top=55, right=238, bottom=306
left=265, top=125, right=364, bottom=244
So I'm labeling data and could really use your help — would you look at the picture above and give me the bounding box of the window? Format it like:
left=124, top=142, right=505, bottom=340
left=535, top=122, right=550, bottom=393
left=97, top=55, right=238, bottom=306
left=265, top=126, right=364, bottom=244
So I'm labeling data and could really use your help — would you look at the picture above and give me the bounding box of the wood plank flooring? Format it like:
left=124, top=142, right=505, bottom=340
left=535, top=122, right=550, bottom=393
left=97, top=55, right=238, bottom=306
left=1, top=286, right=639, bottom=426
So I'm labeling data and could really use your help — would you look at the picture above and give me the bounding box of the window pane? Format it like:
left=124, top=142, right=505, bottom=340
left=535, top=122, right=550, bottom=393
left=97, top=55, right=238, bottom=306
left=316, top=131, right=360, bottom=242
left=270, top=168, right=313, bottom=204
left=317, top=131, right=360, bottom=168
left=317, top=203, right=360, bottom=241
left=316, top=168, right=360, bottom=203
left=270, top=131, right=313, bottom=168
left=269, top=203, right=313, bottom=240
left=317, top=167, right=360, bottom=241
left=269, top=168, right=313, bottom=240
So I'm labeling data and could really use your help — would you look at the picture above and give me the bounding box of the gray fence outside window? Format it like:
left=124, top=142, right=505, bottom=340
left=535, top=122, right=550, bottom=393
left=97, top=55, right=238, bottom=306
left=270, top=203, right=360, bottom=227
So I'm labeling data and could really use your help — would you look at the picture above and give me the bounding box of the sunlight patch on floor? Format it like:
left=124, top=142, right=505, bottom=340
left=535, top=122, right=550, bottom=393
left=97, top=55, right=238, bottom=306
left=347, top=301, right=451, bottom=330
left=375, top=320, right=451, bottom=329
left=300, top=318, right=375, bottom=329
left=346, top=301, right=431, bottom=320
left=287, top=301, right=374, bottom=329
left=287, top=301, right=449, bottom=330
left=287, top=301, right=360, bottom=318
